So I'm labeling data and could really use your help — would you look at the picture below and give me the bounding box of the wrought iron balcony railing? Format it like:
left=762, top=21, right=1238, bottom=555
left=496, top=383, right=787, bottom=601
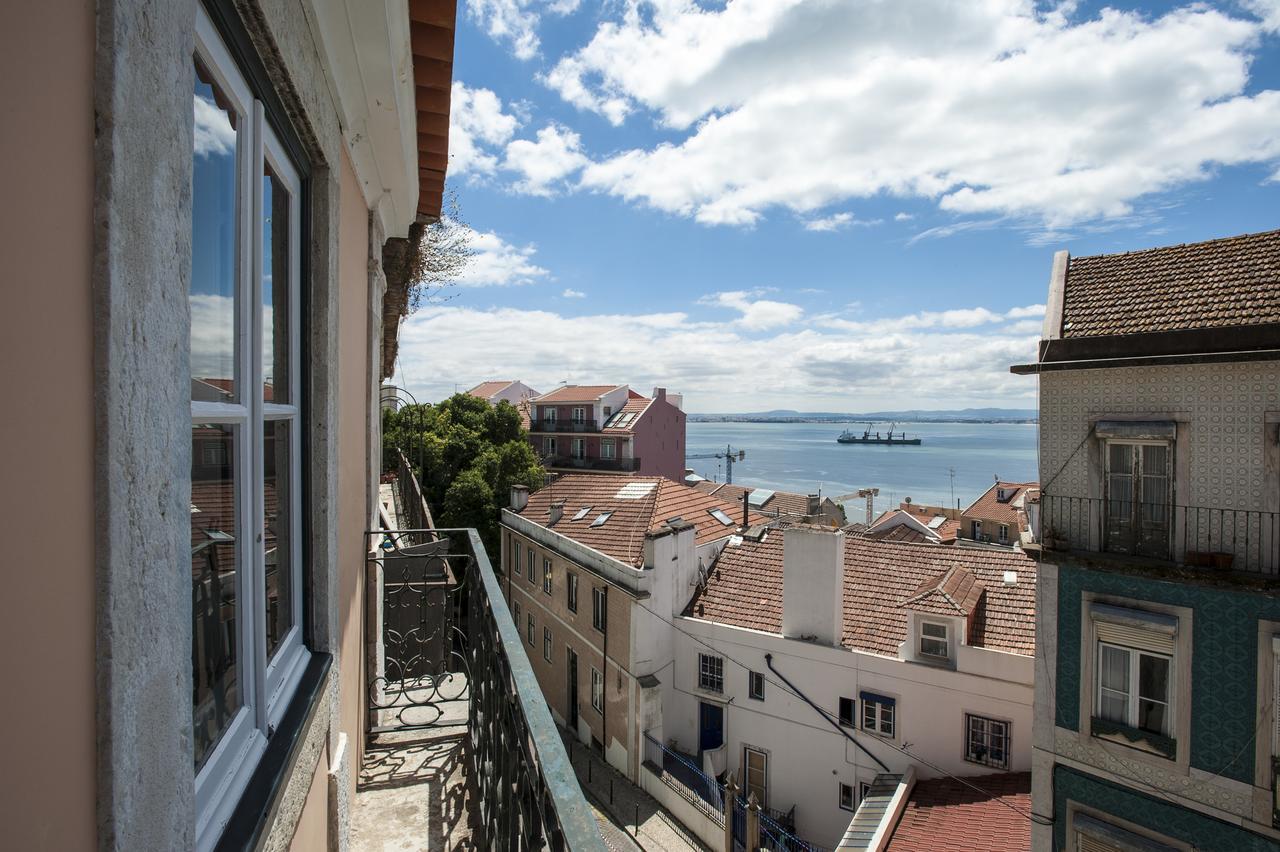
left=544, top=454, right=641, bottom=472
left=1039, top=495, right=1279, bottom=575
left=367, top=526, right=603, bottom=849
left=531, top=419, right=598, bottom=433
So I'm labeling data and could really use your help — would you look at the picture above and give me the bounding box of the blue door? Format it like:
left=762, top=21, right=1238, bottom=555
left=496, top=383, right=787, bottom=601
left=699, top=702, right=724, bottom=752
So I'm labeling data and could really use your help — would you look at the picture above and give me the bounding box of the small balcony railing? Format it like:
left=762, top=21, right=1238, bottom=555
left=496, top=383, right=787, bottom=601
left=1039, top=495, right=1279, bottom=575
left=531, top=419, right=598, bottom=433
left=367, top=525, right=603, bottom=848
left=544, top=454, right=641, bottom=472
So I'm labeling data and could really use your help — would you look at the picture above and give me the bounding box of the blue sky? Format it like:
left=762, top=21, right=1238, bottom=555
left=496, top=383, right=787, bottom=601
left=394, top=0, right=1280, bottom=412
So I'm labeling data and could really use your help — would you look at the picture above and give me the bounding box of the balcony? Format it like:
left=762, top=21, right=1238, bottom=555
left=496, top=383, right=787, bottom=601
left=355, top=461, right=604, bottom=849
left=545, top=454, right=642, bottom=472
left=1039, top=495, right=1279, bottom=577
left=532, top=419, right=599, bottom=433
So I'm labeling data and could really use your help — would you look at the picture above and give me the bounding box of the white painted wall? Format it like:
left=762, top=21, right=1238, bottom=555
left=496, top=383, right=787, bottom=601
left=489, top=380, right=538, bottom=405
left=782, top=528, right=846, bottom=646
left=660, top=618, right=1034, bottom=849
left=598, top=386, right=631, bottom=422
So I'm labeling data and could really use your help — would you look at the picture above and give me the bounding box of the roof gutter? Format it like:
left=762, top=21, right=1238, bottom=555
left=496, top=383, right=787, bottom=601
left=764, top=653, right=890, bottom=773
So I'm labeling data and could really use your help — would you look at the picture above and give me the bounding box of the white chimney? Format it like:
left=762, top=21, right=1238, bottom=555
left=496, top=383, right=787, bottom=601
left=510, top=485, right=529, bottom=512
left=782, top=527, right=846, bottom=646
left=549, top=499, right=565, bottom=525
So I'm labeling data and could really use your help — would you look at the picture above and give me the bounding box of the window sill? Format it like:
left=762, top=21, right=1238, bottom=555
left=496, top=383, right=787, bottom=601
left=214, top=653, right=332, bottom=852
left=1090, top=716, right=1176, bottom=760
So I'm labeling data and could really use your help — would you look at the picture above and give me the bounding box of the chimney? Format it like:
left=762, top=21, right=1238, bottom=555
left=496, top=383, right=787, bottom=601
left=549, top=499, right=565, bottom=525
left=782, top=527, right=846, bottom=646
left=654, top=387, right=667, bottom=402
left=510, top=485, right=529, bottom=512
left=742, top=491, right=750, bottom=527
left=807, top=494, right=820, bottom=515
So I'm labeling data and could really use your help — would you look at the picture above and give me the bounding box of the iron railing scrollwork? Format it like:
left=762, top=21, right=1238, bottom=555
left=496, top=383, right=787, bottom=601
left=366, top=526, right=603, bottom=850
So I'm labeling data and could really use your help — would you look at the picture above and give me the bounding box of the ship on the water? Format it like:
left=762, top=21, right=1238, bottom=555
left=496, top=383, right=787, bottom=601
left=836, top=422, right=922, bottom=445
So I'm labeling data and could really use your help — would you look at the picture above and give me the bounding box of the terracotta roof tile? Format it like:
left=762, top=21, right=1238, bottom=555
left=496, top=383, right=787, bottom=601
left=886, top=772, right=1031, bottom=852
left=962, top=482, right=1037, bottom=530
left=602, top=397, right=653, bottom=433
left=690, top=481, right=815, bottom=518
left=466, top=380, right=513, bottom=399
left=517, top=475, right=745, bottom=566
left=534, top=384, right=626, bottom=403
left=1060, top=229, right=1280, bottom=338
left=902, top=566, right=985, bottom=616
left=685, top=530, right=1035, bottom=657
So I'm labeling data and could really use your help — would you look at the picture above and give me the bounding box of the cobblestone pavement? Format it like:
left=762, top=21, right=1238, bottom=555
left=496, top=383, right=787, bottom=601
left=561, top=732, right=710, bottom=852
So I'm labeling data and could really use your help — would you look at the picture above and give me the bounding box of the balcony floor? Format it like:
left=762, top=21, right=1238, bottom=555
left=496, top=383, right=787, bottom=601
left=351, top=721, right=478, bottom=852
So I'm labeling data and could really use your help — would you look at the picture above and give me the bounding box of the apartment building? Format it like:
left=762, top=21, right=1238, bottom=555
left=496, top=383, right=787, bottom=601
left=1011, top=229, right=1280, bottom=851
left=2, top=3, right=599, bottom=849
left=662, top=524, right=1037, bottom=848
left=960, top=481, right=1040, bottom=547
left=529, top=384, right=687, bottom=481
left=499, top=475, right=749, bottom=779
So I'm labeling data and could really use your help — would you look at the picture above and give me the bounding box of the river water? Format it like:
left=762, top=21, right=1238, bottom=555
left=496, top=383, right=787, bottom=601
left=686, top=420, right=1038, bottom=517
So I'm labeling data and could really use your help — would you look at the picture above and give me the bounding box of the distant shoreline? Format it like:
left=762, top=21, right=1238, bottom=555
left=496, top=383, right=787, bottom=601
left=688, top=416, right=1038, bottom=425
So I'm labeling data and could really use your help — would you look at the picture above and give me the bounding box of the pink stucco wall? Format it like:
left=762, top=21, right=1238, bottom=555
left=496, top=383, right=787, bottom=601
left=632, top=395, right=686, bottom=482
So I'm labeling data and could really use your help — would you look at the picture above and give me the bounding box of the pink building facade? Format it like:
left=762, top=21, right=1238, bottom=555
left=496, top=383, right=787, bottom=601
left=528, top=385, right=686, bottom=482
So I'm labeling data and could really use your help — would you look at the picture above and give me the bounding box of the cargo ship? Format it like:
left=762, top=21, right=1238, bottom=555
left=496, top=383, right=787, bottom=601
left=836, top=423, right=922, bottom=445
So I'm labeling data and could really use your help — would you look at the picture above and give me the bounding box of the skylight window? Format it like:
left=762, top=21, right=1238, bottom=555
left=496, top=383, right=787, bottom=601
left=748, top=489, right=775, bottom=508
left=614, top=481, right=656, bottom=499
left=709, top=508, right=734, bottom=526
left=572, top=506, right=592, bottom=521
left=590, top=511, right=614, bottom=528
left=927, top=516, right=946, bottom=529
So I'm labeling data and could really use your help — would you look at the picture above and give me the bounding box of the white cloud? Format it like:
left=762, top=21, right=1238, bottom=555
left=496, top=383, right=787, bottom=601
left=455, top=225, right=550, bottom=286
left=449, top=82, right=520, bottom=177
left=194, top=95, right=235, bottom=158
left=393, top=300, right=1040, bottom=411
left=701, top=290, right=804, bottom=330
left=503, top=124, right=590, bottom=195
left=894, top=213, right=914, bottom=222
left=467, top=0, right=582, bottom=61
left=1005, top=304, right=1046, bottom=319
left=1243, top=0, right=1280, bottom=31
left=553, top=1, right=1280, bottom=228
left=802, top=212, right=882, bottom=232
left=562, top=288, right=586, bottom=298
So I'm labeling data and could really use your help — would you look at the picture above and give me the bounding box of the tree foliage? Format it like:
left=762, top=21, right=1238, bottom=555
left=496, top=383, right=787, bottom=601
left=383, top=394, right=544, bottom=554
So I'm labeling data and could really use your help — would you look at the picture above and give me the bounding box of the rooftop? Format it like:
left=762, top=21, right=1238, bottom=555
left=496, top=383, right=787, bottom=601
left=685, top=530, right=1035, bottom=657
left=1060, top=229, right=1280, bottom=339
left=884, top=772, right=1031, bottom=852
left=690, top=481, right=816, bottom=517
left=466, top=380, right=515, bottom=399
left=535, top=384, right=627, bottom=404
left=516, top=475, right=748, bottom=566
left=962, top=482, right=1037, bottom=530
left=602, top=397, right=653, bottom=432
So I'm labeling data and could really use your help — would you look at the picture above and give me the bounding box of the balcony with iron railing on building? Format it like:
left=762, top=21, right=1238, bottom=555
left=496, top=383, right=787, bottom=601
left=351, top=452, right=604, bottom=850
left=1037, top=494, right=1279, bottom=579
left=531, top=418, right=599, bottom=433
left=544, top=454, right=642, bottom=472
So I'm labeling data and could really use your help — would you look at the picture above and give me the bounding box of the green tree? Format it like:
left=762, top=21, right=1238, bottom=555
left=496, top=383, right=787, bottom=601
left=383, top=393, right=544, bottom=555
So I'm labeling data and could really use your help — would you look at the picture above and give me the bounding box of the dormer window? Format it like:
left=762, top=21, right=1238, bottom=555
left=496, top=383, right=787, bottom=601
left=919, top=621, right=950, bottom=659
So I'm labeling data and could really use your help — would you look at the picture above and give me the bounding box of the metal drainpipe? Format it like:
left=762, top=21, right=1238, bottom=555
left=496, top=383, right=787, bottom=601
left=764, top=653, right=891, bottom=773
left=601, top=585, right=609, bottom=758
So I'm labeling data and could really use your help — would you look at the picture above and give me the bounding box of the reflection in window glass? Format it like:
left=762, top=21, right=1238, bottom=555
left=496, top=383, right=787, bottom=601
left=192, top=60, right=238, bottom=402
left=191, top=423, right=241, bottom=769
left=264, top=419, right=292, bottom=657
left=262, top=162, right=290, bottom=403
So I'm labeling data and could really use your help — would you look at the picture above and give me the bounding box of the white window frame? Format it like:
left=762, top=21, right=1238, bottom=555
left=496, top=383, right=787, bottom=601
left=567, top=571, right=578, bottom=612
left=572, top=406, right=586, bottom=424
left=542, top=557, right=553, bottom=594
left=971, top=519, right=982, bottom=539
left=861, top=696, right=896, bottom=738
left=748, top=670, right=765, bottom=701
left=998, top=523, right=1009, bottom=543
left=919, top=620, right=950, bottom=660
left=513, top=542, right=522, bottom=576
left=544, top=436, right=557, bottom=456
left=601, top=438, right=615, bottom=459
left=1095, top=642, right=1173, bottom=737
left=572, top=437, right=585, bottom=459
left=592, top=586, right=606, bottom=632
left=698, top=653, right=724, bottom=693
left=838, top=782, right=855, bottom=812
left=591, top=666, right=604, bottom=713
left=191, top=10, right=309, bottom=848
left=544, top=406, right=557, bottom=423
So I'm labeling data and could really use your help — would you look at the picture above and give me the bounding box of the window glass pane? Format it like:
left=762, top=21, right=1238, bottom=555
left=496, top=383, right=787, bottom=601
left=1100, top=645, right=1129, bottom=692
left=1138, top=654, right=1170, bottom=733
left=192, top=60, right=239, bottom=402
left=923, top=622, right=947, bottom=638
left=264, top=419, right=293, bottom=657
left=191, top=423, right=241, bottom=769
left=262, top=161, right=290, bottom=403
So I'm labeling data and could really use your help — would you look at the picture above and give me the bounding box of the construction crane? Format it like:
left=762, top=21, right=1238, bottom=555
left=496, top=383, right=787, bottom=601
left=834, top=487, right=880, bottom=525
left=687, top=445, right=747, bottom=484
